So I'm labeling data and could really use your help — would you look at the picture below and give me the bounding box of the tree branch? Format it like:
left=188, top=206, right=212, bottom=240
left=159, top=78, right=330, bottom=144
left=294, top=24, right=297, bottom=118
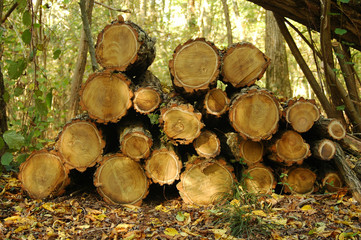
left=1, top=2, right=18, bottom=24
left=94, top=1, right=131, bottom=13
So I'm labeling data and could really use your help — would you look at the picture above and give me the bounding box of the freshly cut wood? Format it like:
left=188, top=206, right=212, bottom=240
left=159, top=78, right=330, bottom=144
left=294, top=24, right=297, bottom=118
left=333, top=143, right=361, bottom=202
left=55, top=119, right=105, bottom=172
left=160, top=103, right=204, bottom=145
left=133, top=71, right=163, bottom=114
left=283, top=97, right=320, bottom=133
left=177, top=158, right=235, bottom=205
left=144, top=147, right=182, bottom=185
left=222, top=42, right=270, bottom=88
left=268, top=130, right=311, bottom=166
left=80, top=71, right=133, bottom=123
left=229, top=87, right=281, bottom=141
left=281, top=166, right=316, bottom=195
left=169, top=38, right=221, bottom=93
left=203, top=88, right=230, bottom=117
left=322, top=171, right=343, bottom=193
left=311, top=139, right=336, bottom=161
left=243, top=164, right=275, bottom=194
left=95, top=16, right=155, bottom=75
left=18, top=150, right=70, bottom=199
left=311, top=116, right=346, bottom=140
left=193, top=130, right=221, bottom=158
left=119, top=124, right=153, bottom=161
left=239, top=139, right=264, bottom=166
left=94, top=153, right=149, bottom=206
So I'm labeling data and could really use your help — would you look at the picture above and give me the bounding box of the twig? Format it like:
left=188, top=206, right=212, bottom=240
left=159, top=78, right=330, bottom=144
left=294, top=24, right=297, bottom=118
left=94, top=1, right=131, bottom=13
left=1, top=2, right=18, bottom=24
left=79, top=0, right=99, bottom=72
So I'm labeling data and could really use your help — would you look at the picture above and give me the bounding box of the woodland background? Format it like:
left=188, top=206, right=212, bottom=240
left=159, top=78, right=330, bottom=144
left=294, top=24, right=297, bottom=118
left=0, top=0, right=360, bottom=172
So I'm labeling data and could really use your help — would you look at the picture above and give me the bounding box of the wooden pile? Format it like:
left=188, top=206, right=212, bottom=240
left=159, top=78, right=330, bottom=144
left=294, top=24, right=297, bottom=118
left=19, top=16, right=360, bottom=206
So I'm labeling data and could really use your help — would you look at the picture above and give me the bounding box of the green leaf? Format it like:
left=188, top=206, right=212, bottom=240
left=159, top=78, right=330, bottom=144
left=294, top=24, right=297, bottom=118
left=328, top=12, right=341, bottom=16
left=53, top=49, right=61, bottom=59
left=3, top=90, right=10, bottom=103
left=3, top=130, right=25, bottom=150
left=176, top=211, right=185, bottom=221
left=16, top=153, right=29, bottom=165
left=14, top=87, right=24, bottom=97
left=16, top=0, right=27, bottom=11
left=22, top=11, right=32, bottom=26
left=46, top=90, right=53, bottom=109
left=21, top=29, right=32, bottom=44
left=34, top=89, right=43, bottom=97
left=1, top=152, right=13, bottom=166
left=8, top=59, right=27, bottom=79
left=35, top=99, right=48, bottom=116
left=334, top=28, right=347, bottom=36
left=336, top=105, right=345, bottom=111
left=33, top=23, right=41, bottom=28
left=339, top=0, right=350, bottom=3
left=0, top=137, right=5, bottom=150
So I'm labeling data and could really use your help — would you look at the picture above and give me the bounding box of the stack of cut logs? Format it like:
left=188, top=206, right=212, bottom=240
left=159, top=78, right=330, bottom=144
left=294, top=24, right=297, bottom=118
left=19, top=16, right=360, bottom=206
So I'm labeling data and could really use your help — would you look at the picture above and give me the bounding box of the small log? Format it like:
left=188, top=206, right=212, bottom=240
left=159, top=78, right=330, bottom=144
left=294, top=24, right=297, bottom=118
left=321, top=170, right=344, bottom=193
left=132, top=71, right=163, bottom=114
left=169, top=38, right=221, bottom=94
left=239, top=139, right=264, bottom=166
left=310, top=139, right=336, bottom=161
left=268, top=130, right=311, bottom=166
left=176, top=157, right=235, bottom=205
left=281, top=166, right=316, bottom=195
left=193, top=130, right=221, bottom=159
left=340, top=134, right=361, bottom=156
left=80, top=71, right=133, bottom=123
left=203, top=88, right=230, bottom=117
left=283, top=97, right=320, bottom=133
left=311, top=116, right=346, bottom=140
left=144, top=146, right=182, bottom=185
left=159, top=102, right=204, bottom=145
left=243, top=164, right=276, bottom=194
left=94, top=153, right=149, bottom=206
left=95, top=17, right=155, bottom=76
left=221, top=42, right=270, bottom=88
left=18, top=150, right=70, bottom=199
left=333, top=143, right=361, bottom=202
left=229, top=86, right=281, bottom=141
left=55, top=119, right=105, bottom=172
left=119, top=123, right=153, bottom=161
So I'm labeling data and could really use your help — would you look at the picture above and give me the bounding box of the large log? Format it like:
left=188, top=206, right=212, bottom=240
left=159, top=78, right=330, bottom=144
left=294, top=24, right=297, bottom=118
left=280, top=165, right=316, bottom=195
left=229, top=87, right=281, bottom=141
left=55, top=119, right=105, bottom=172
left=221, top=42, right=270, bottom=88
left=176, top=157, right=235, bottom=205
left=80, top=71, right=133, bottom=123
left=243, top=164, right=276, bottom=194
left=144, top=146, right=182, bottom=185
left=169, top=38, right=221, bottom=94
left=94, top=153, right=149, bottom=206
left=283, top=97, right=320, bottom=133
left=95, top=16, right=156, bottom=76
left=18, top=150, right=70, bottom=199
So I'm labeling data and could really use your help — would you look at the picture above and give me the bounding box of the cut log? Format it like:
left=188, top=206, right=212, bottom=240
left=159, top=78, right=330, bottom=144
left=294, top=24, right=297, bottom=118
left=340, top=134, right=361, bottom=157
left=55, top=119, right=105, bottom=172
left=243, top=164, right=276, bottom=194
left=321, top=170, right=344, bottom=193
left=333, top=143, right=361, bottom=202
left=193, top=130, right=221, bottom=159
left=119, top=123, right=153, bottom=161
left=176, top=158, right=235, bottom=205
left=133, top=71, right=163, bottom=114
left=80, top=71, right=133, bottom=123
left=281, top=166, right=316, bottom=195
left=144, top=146, right=182, bottom=185
left=268, top=130, right=311, bottom=166
left=18, top=150, right=70, bottom=199
left=169, top=38, right=221, bottom=94
left=221, top=42, right=270, bottom=88
left=310, top=139, right=336, bottom=161
left=94, top=153, right=149, bottom=206
left=160, top=102, right=204, bottom=145
left=283, top=97, right=320, bottom=133
left=203, top=88, right=230, bottom=117
left=311, top=116, right=346, bottom=140
left=95, top=17, right=155, bottom=76
left=239, top=139, right=264, bottom=166
left=229, top=87, right=281, bottom=141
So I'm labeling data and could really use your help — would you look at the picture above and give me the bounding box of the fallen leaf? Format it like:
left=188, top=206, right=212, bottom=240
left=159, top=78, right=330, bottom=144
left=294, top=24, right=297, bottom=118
left=252, top=210, right=267, bottom=217
left=164, top=227, right=179, bottom=236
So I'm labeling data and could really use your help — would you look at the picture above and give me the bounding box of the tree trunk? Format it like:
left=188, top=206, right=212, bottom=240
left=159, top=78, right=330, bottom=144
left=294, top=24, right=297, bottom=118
left=243, top=164, right=276, bottom=194
left=222, top=42, right=270, bottom=88
left=79, top=71, right=133, bottom=123
left=55, top=118, right=105, bottom=172
left=94, top=153, right=149, bottom=206
left=221, top=0, right=233, bottom=46
left=265, top=11, right=292, bottom=98
left=18, top=150, right=70, bottom=199
left=310, top=116, right=346, bottom=141
left=0, top=66, right=7, bottom=157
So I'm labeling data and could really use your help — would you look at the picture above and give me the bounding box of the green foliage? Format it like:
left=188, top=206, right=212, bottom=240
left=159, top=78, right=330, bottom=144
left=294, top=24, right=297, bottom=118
left=7, top=59, right=27, bottom=80
left=334, top=28, right=347, bottom=36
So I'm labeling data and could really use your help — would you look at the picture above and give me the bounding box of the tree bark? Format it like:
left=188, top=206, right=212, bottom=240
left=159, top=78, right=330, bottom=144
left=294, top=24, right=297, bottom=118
left=221, top=0, right=233, bottom=46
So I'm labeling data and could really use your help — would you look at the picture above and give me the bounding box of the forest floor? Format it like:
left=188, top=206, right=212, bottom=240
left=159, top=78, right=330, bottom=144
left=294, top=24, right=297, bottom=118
left=1, top=172, right=361, bottom=240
